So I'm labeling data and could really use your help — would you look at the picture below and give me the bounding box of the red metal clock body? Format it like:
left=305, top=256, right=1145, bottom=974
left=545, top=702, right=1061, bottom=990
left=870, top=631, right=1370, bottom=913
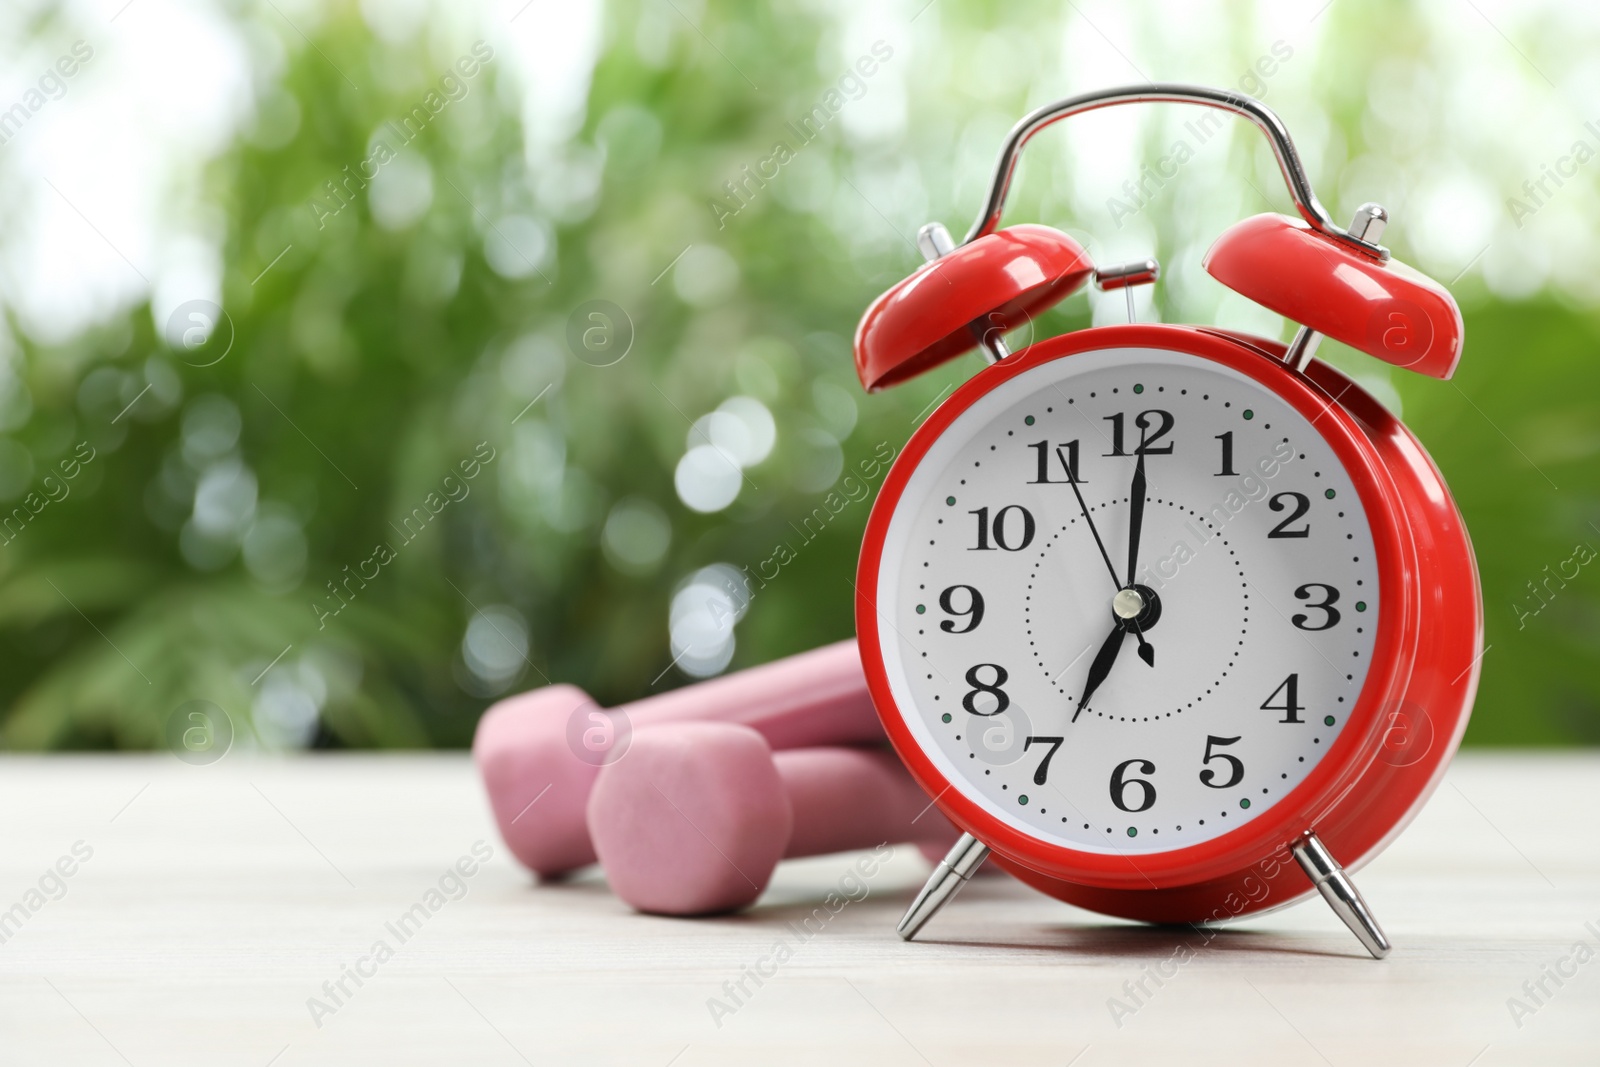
left=851, top=85, right=1481, bottom=953
left=855, top=322, right=1481, bottom=925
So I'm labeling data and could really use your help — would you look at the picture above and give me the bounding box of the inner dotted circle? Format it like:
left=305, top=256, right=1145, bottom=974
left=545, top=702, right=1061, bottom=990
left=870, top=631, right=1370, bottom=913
left=1022, top=499, right=1248, bottom=720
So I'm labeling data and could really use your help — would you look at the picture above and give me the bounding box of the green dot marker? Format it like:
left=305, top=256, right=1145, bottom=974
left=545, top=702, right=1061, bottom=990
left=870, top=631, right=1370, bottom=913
left=1325, top=488, right=1336, bottom=499
left=1024, top=415, right=1035, bottom=425
left=1239, top=798, right=1251, bottom=809
left=1324, top=715, right=1336, bottom=726
left=1356, top=601, right=1367, bottom=612
left=1133, top=384, right=1144, bottom=394
left=1018, top=794, right=1029, bottom=805
left=915, top=604, right=926, bottom=614
left=1243, top=409, right=1254, bottom=420
left=946, top=496, right=955, bottom=506
left=941, top=713, right=952, bottom=723
left=1126, top=827, right=1138, bottom=837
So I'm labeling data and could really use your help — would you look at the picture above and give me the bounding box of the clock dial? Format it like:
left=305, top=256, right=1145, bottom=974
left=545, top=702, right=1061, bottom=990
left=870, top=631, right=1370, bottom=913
left=875, top=347, right=1380, bottom=854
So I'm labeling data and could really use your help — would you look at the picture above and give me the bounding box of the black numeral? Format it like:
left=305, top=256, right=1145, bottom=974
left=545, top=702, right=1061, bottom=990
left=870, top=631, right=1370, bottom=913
left=937, top=585, right=985, bottom=634
left=1261, top=673, right=1303, bottom=723
left=962, top=664, right=1010, bottom=717
left=1215, top=431, right=1237, bottom=476
left=1199, top=734, right=1244, bottom=788
left=1109, top=758, right=1157, bottom=812
left=1291, top=583, right=1341, bottom=631
left=1027, top=440, right=1083, bottom=484
left=1104, top=410, right=1175, bottom=456
left=1024, top=736, right=1064, bottom=786
left=969, top=505, right=1035, bottom=551
left=1268, top=492, right=1311, bottom=538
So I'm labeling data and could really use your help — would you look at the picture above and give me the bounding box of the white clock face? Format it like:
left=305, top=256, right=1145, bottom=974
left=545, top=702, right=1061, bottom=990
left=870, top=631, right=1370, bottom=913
left=874, top=346, right=1380, bottom=855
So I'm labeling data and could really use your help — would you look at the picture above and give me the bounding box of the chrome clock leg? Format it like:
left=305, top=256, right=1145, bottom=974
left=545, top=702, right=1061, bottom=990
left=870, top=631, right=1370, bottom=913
left=1290, top=831, right=1391, bottom=959
left=897, top=833, right=990, bottom=941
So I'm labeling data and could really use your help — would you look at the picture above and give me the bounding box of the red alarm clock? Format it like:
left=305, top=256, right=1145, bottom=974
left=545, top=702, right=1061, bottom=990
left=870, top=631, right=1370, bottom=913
left=852, top=85, right=1481, bottom=958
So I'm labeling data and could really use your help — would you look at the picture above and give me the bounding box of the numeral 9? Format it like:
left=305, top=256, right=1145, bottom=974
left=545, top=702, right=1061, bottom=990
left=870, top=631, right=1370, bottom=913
left=938, top=585, right=985, bottom=633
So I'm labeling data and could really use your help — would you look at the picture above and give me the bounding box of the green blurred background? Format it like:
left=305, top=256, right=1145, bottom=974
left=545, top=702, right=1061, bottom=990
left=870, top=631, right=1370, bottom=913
left=0, top=0, right=1594, bottom=751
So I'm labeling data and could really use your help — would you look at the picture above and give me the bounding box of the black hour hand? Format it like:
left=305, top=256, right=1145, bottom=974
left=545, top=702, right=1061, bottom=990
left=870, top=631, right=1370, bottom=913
left=1073, top=624, right=1126, bottom=723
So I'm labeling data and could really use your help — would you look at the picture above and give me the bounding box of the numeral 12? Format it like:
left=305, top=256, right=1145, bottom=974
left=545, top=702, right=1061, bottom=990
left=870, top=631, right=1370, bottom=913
left=1104, top=410, right=1175, bottom=456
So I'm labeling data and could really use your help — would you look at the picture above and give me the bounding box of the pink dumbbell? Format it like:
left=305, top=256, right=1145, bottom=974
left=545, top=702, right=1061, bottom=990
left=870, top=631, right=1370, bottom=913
left=473, top=640, right=885, bottom=878
left=587, top=721, right=958, bottom=915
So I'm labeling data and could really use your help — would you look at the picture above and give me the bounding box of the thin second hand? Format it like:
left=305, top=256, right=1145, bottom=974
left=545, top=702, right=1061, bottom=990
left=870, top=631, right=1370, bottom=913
left=1065, top=469, right=1122, bottom=592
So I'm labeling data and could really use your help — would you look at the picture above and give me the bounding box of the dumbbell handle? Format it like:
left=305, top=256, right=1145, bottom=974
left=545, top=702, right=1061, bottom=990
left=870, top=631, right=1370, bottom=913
left=606, top=639, right=881, bottom=747
left=778, top=747, right=947, bottom=858
left=474, top=639, right=883, bottom=877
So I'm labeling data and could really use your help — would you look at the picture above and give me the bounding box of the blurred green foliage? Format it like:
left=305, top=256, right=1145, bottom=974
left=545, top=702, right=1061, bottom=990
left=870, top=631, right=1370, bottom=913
left=0, top=0, right=1595, bottom=750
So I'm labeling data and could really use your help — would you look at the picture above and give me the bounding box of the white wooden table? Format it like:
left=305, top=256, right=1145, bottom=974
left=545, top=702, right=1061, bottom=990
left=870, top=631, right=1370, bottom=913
left=0, top=752, right=1594, bottom=1066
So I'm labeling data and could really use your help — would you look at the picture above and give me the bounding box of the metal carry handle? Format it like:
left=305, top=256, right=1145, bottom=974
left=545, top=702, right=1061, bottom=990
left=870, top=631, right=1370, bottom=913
left=964, top=83, right=1388, bottom=262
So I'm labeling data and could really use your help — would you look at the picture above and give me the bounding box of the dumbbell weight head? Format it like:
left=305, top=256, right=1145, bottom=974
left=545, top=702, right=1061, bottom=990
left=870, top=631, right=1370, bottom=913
left=587, top=721, right=958, bottom=915
left=474, top=684, right=616, bottom=877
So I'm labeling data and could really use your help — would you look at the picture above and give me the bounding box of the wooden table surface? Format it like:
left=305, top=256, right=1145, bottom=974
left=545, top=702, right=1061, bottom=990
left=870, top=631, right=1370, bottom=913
left=0, top=752, right=1594, bottom=1066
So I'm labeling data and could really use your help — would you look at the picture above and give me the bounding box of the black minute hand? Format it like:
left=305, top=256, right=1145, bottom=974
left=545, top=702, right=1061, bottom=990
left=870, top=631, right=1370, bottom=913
left=1127, top=450, right=1146, bottom=586
left=1125, top=451, right=1155, bottom=668
left=1064, top=458, right=1121, bottom=590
